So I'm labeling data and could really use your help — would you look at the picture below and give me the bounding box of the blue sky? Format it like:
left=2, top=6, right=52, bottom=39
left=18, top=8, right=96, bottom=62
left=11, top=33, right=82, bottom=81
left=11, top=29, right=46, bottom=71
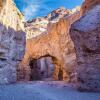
left=14, top=0, right=84, bottom=20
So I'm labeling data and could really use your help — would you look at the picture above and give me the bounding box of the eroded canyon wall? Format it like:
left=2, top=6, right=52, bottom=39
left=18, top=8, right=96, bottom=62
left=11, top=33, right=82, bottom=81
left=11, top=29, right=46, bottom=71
left=70, top=1, right=100, bottom=91
left=0, top=0, right=25, bottom=84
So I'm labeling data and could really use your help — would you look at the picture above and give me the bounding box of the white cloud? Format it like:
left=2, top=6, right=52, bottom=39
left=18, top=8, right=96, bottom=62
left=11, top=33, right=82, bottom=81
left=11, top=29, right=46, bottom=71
left=17, top=0, right=50, bottom=20
left=21, top=0, right=43, bottom=20
left=23, top=4, right=39, bottom=20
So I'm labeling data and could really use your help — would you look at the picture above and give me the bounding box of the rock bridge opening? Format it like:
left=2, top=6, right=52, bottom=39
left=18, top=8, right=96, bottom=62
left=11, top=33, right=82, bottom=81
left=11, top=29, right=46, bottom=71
left=29, top=56, right=64, bottom=81
left=29, top=57, right=53, bottom=81
left=17, top=55, right=65, bottom=82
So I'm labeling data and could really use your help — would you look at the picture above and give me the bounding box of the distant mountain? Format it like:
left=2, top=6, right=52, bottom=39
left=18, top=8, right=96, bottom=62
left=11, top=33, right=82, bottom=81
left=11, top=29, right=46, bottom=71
left=25, top=6, right=80, bottom=39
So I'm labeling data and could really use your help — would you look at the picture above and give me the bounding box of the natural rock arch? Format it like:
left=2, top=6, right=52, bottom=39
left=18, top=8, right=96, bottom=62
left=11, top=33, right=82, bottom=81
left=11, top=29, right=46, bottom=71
left=18, top=11, right=81, bottom=82
left=33, top=55, right=65, bottom=80
left=18, top=38, right=69, bottom=81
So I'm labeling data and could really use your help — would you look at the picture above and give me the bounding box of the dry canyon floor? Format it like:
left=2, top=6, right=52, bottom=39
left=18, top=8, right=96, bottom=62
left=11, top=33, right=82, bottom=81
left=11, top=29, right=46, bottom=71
left=0, top=81, right=100, bottom=100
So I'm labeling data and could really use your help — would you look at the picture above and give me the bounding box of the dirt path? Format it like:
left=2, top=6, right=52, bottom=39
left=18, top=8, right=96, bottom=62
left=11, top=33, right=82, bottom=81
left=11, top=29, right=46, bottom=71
left=0, top=81, right=100, bottom=100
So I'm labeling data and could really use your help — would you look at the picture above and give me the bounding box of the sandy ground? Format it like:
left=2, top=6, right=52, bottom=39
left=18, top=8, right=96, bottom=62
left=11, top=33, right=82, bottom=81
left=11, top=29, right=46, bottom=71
left=0, top=81, right=100, bottom=100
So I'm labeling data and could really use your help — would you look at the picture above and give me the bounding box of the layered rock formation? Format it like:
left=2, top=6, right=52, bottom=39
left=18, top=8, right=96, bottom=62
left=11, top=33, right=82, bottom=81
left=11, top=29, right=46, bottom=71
left=70, top=3, right=100, bottom=91
left=18, top=8, right=81, bottom=82
left=0, top=0, right=25, bottom=84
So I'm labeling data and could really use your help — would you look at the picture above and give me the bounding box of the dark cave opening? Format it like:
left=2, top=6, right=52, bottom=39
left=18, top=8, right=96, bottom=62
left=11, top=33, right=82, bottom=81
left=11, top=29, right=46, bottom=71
left=29, top=57, right=54, bottom=81
left=29, top=57, right=63, bottom=81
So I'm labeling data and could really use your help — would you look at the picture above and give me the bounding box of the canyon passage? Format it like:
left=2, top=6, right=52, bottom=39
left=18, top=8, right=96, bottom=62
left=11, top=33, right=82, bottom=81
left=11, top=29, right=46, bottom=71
left=0, top=0, right=100, bottom=100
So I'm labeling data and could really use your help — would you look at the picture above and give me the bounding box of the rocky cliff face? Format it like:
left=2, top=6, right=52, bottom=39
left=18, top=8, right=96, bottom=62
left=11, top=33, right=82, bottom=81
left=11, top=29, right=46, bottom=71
left=81, top=0, right=100, bottom=14
left=0, top=0, right=25, bottom=84
left=70, top=4, right=100, bottom=91
left=18, top=8, right=81, bottom=82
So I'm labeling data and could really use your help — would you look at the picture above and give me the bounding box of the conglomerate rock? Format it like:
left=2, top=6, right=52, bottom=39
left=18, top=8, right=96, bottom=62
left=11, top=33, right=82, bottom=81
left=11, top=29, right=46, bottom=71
left=70, top=4, right=100, bottom=91
left=0, top=0, right=25, bottom=84
left=18, top=10, right=81, bottom=82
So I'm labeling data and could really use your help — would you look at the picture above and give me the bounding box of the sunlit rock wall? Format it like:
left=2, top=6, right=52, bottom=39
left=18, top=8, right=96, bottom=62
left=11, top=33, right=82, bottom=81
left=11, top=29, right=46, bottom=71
left=0, top=0, right=25, bottom=84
